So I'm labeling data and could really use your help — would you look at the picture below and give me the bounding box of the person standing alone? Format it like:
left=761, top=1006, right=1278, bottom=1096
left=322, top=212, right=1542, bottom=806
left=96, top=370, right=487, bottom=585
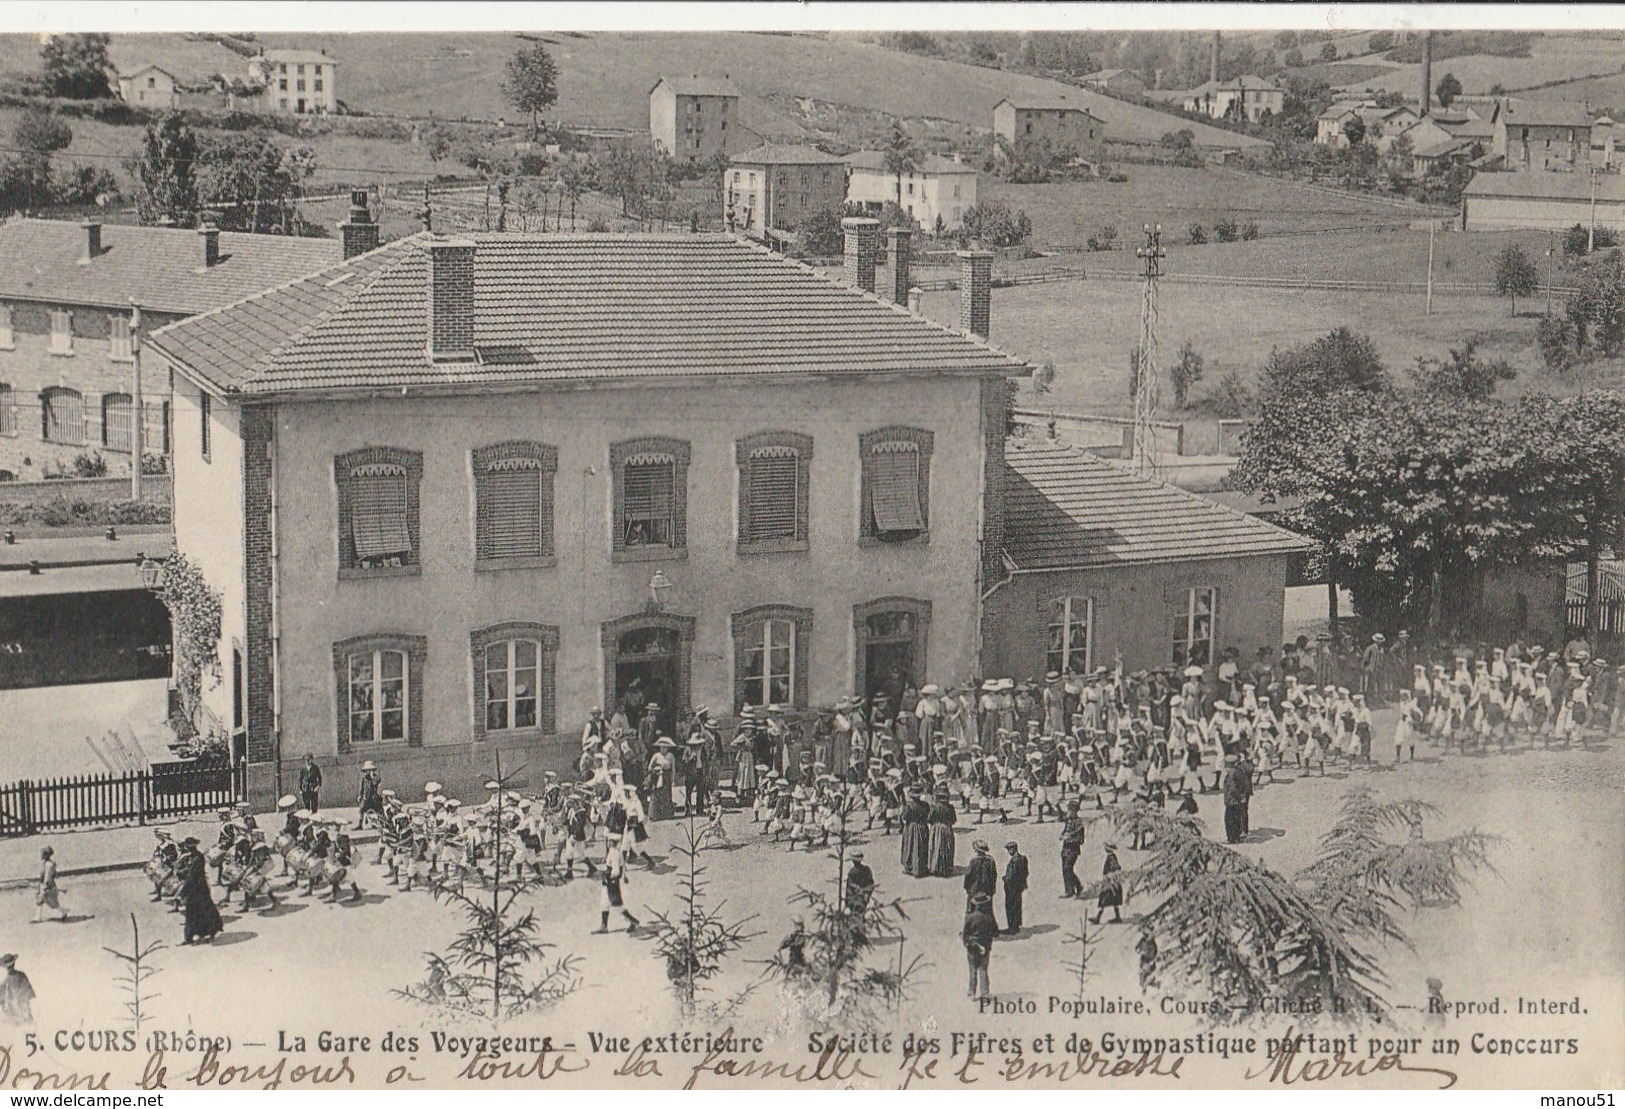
left=32, top=847, right=66, bottom=924
left=299, top=754, right=323, bottom=815
left=962, top=892, right=997, bottom=1001
left=1059, top=800, right=1086, bottom=898
left=1002, top=841, right=1028, bottom=935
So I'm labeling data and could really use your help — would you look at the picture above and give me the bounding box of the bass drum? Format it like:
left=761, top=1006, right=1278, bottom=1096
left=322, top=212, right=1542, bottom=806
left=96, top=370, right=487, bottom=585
left=285, top=845, right=312, bottom=873
left=320, top=859, right=348, bottom=886
left=273, top=833, right=295, bottom=856
left=205, top=844, right=230, bottom=868
left=159, top=873, right=184, bottom=899
left=219, top=858, right=247, bottom=888
left=238, top=869, right=270, bottom=899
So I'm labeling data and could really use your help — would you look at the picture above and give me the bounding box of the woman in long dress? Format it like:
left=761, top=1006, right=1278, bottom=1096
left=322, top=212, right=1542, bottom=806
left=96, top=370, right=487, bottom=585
left=178, top=839, right=222, bottom=944
left=1090, top=841, right=1124, bottom=925
left=645, top=739, right=676, bottom=821
left=927, top=787, right=957, bottom=876
left=900, top=789, right=931, bottom=877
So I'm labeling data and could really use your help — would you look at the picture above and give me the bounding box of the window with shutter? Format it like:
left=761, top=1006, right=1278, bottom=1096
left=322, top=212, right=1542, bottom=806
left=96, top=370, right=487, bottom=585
left=478, top=463, right=543, bottom=559
left=0, top=384, right=13, bottom=437
left=109, top=314, right=134, bottom=360
left=101, top=393, right=133, bottom=452
left=747, top=448, right=798, bottom=541
left=869, top=443, right=923, bottom=533
left=351, top=464, right=412, bottom=564
left=623, top=456, right=675, bottom=548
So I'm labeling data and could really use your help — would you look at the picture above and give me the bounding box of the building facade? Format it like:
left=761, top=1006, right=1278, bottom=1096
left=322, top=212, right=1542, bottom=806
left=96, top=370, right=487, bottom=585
left=725, top=145, right=847, bottom=242
left=0, top=219, right=344, bottom=481
left=249, top=49, right=338, bottom=114
left=1181, top=76, right=1284, bottom=123
left=116, top=65, right=182, bottom=109
left=1492, top=99, right=1594, bottom=173
left=650, top=75, right=742, bottom=163
left=982, top=440, right=1312, bottom=677
left=845, top=152, right=978, bottom=234
left=1462, top=172, right=1625, bottom=232
left=992, top=97, right=1105, bottom=164
left=1080, top=69, right=1146, bottom=98
left=149, top=231, right=1025, bottom=805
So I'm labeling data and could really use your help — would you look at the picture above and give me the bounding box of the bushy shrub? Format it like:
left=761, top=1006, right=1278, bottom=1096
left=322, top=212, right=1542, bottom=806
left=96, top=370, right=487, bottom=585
left=1214, top=216, right=1239, bottom=243
left=1241, top=221, right=1261, bottom=241
left=1188, top=223, right=1208, bottom=245
left=1538, top=316, right=1578, bottom=373
left=1086, top=223, right=1118, bottom=252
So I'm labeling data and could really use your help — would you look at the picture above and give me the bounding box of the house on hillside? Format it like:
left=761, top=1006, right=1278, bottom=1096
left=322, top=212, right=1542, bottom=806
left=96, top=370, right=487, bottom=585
left=725, top=145, right=847, bottom=244
left=1462, top=171, right=1625, bottom=232
left=0, top=213, right=358, bottom=481
left=145, top=225, right=1028, bottom=805
left=992, top=95, right=1104, bottom=165
left=1591, top=117, right=1617, bottom=170
left=1080, top=69, right=1146, bottom=97
left=116, top=65, right=183, bottom=109
left=1492, top=98, right=1594, bottom=173
left=248, top=47, right=337, bottom=114
left=1180, top=75, right=1284, bottom=123
left=1411, top=137, right=1480, bottom=178
left=1315, top=105, right=1360, bottom=147
left=981, top=440, right=1314, bottom=677
left=650, top=74, right=742, bottom=163
left=845, top=150, right=978, bottom=234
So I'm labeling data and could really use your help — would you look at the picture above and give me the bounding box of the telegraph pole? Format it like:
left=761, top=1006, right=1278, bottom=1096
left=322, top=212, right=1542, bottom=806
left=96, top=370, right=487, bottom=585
left=1546, top=227, right=1555, bottom=316
left=1131, top=224, right=1166, bottom=477
left=129, top=300, right=143, bottom=501
left=1589, top=164, right=1599, bottom=254
left=1425, top=219, right=1436, bottom=316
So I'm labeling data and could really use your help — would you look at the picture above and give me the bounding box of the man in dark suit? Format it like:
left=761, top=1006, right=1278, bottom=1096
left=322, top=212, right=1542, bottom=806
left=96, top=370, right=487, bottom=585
left=1221, top=754, right=1247, bottom=844
left=963, top=839, right=998, bottom=915
left=298, top=754, right=323, bottom=815
left=962, top=893, right=997, bottom=1001
left=845, top=850, right=875, bottom=915
left=1002, top=841, right=1028, bottom=935
left=1059, top=800, right=1086, bottom=897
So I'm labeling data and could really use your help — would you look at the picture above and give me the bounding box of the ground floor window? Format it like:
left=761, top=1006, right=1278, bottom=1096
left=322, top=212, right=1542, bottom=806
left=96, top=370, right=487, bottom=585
left=1046, top=596, right=1093, bottom=675
left=470, top=622, right=559, bottom=738
left=731, top=605, right=812, bottom=710
left=1173, top=586, right=1218, bottom=668
left=332, top=634, right=426, bottom=750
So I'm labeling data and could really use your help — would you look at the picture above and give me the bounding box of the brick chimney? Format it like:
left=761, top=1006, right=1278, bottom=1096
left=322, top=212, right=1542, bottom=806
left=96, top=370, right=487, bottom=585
left=1210, top=31, right=1221, bottom=85
left=958, top=250, right=993, bottom=338
left=340, top=189, right=380, bottom=260
left=198, top=222, right=221, bottom=269
left=885, top=226, right=912, bottom=305
left=841, top=216, right=880, bottom=293
left=1420, top=31, right=1433, bottom=116
left=426, top=237, right=477, bottom=362
left=79, top=220, right=102, bottom=264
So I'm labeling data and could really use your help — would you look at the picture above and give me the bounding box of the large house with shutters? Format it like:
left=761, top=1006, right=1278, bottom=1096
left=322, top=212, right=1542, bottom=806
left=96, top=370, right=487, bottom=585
left=146, top=222, right=1026, bottom=804
left=0, top=218, right=345, bottom=481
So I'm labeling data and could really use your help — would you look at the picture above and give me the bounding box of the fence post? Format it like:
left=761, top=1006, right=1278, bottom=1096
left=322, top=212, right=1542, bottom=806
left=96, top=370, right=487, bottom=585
left=139, top=770, right=150, bottom=826
left=20, top=780, right=35, bottom=836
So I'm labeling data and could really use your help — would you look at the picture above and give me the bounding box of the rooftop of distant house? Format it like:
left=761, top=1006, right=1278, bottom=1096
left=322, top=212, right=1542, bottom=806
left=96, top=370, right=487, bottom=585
left=1498, top=98, right=1594, bottom=129
left=652, top=74, right=740, bottom=98
left=994, top=94, right=1100, bottom=116
left=845, top=151, right=977, bottom=175
left=1463, top=172, right=1625, bottom=202
left=1002, top=440, right=1312, bottom=572
left=0, top=219, right=343, bottom=316
left=730, top=144, right=846, bottom=166
left=258, top=48, right=336, bottom=66
left=148, top=232, right=1030, bottom=400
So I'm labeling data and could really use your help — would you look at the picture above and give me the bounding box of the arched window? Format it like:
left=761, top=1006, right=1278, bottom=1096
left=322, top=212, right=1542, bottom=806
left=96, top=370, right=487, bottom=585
left=101, top=393, right=133, bottom=452
left=332, top=633, right=426, bottom=749
left=471, top=622, right=559, bottom=738
left=41, top=386, right=84, bottom=444
left=473, top=442, right=557, bottom=568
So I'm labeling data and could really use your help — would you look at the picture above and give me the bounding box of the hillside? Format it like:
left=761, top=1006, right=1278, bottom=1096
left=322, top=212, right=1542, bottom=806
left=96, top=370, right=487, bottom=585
left=1322, top=33, right=1625, bottom=104
left=0, top=30, right=1264, bottom=151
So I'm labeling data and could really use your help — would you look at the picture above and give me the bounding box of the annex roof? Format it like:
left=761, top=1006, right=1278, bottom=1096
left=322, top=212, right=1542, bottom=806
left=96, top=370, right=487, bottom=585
left=259, top=48, right=334, bottom=66
left=730, top=144, right=845, bottom=166
left=995, top=95, right=1098, bottom=116
left=653, top=74, right=740, bottom=98
left=118, top=64, right=182, bottom=83
left=1463, top=172, right=1625, bottom=202
left=845, top=151, right=976, bottom=175
left=0, top=219, right=342, bottom=316
left=1002, top=441, right=1313, bottom=572
left=148, top=232, right=1031, bottom=399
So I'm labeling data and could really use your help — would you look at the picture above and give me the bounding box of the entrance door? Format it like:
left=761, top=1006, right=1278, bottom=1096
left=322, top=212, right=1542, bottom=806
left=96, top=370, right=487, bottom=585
left=615, top=626, right=680, bottom=739
left=859, top=607, right=925, bottom=708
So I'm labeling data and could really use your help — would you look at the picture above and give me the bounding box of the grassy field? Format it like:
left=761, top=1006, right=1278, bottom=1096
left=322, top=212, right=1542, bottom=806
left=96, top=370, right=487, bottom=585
left=1327, top=33, right=1625, bottom=98
left=980, top=166, right=1436, bottom=250
left=918, top=274, right=1619, bottom=419
left=0, top=30, right=1263, bottom=152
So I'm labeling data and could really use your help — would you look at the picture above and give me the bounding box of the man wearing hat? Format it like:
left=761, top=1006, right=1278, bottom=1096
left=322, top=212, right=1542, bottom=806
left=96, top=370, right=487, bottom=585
left=1221, top=754, right=1248, bottom=844
left=1089, top=841, right=1124, bottom=926
left=962, top=892, right=998, bottom=1001
left=1059, top=800, right=1087, bottom=898
left=1002, top=841, right=1029, bottom=936
left=298, top=753, right=323, bottom=815
left=0, top=952, right=33, bottom=1026
left=177, top=836, right=222, bottom=944
left=1361, top=633, right=1386, bottom=702
left=355, top=760, right=383, bottom=830
left=845, top=850, right=875, bottom=916
left=963, top=839, right=998, bottom=912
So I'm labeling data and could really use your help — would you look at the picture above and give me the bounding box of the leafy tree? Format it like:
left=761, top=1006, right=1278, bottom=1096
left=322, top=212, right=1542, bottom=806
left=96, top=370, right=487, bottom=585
left=130, top=113, right=200, bottom=228
left=1283, top=48, right=1305, bottom=68
left=1212, top=368, right=1254, bottom=418
left=1273, top=31, right=1299, bottom=50
left=14, top=110, right=72, bottom=155
left=0, top=110, right=73, bottom=212
left=1213, top=216, right=1239, bottom=243
left=1493, top=244, right=1539, bottom=317
left=198, top=133, right=317, bottom=235
left=1367, top=31, right=1396, bottom=54
left=1411, top=342, right=1516, bottom=401
left=1537, top=315, right=1578, bottom=373
left=799, top=207, right=845, bottom=257
left=503, top=43, right=560, bottom=143
left=1169, top=340, right=1205, bottom=407
left=1319, top=41, right=1339, bottom=63
left=1562, top=222, right=1593, bottom=257
left=1435, top=72, right=1462, bottom=109
left=1241, top=221, right=1260, bottom=241
left=1187, top=223, right=1207, bottom=245
left=959, top=201, right=1031, bottom=248
left=1257, top=326, right=1388, bottom=402
left=1544, top=391, right=1625, bottom=637
left=155, top=551, right=222, bottom=736
left=40, top=33, right=113, bottom=99
left=1565, top=250, right=1625, bottom=357
left=882, top=120, right=917, bottom=211
left=1343, top=115, right=1367, bottom=147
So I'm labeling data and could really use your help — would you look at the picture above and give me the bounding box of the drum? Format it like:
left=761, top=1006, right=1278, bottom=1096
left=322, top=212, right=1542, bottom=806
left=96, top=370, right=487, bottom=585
left=160, top=873, right=184, bottom=898
left=297, top=851, right=325, bottom=879
left=321, top=859, right=347, bottom=886
left=206, top=844, right=229, bottom=867
left=285, top=845, right=312, bottom=872
left=238, top=869, right=270, bottom=898
left=273, top=833, right=295, bottom=856
left=219, top=858, right=246, bottom=887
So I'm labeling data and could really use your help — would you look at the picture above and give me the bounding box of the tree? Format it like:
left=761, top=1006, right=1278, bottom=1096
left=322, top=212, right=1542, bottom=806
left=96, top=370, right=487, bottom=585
left=503, top=43, right=560, bottom=143
left=1169, top=340, right=1205, bottom=407
left=1493, top=244, right=1540, bottom=317
left=155, top=551, right=222, bottom=737
left=1367, top=30, right=1396, bottom=54
left=799, top=207, right=845, bottom=257
left=1412, top=342, right=1516, bottom=402
left=1319, top=41, right=1339, bottom=63
left=882, top=120, right=918, bottom=211
left=1257, top=326, right=1389, bottom=402
left=0, top=110, right=73, bottom=212
left=1343, top=115, right=1367, bottom=147
left=1565, top=250, right=1625, bottom=357
left=1563, top=222, right=1593, bottom=258
left=1435, top=72, right=1462, bottom=109
left=39, top=33, right=113, bottom=100
left=130, top=113, right=200, bottom=228
left=1545, top=392, right=1625, bottom=637
left=198, top=133, right=317, bottom=235
left=14, top=110, right=72, bottom=156
left=959, top=201, right=1031, bottom=248
left=645, top=812, right=758, bottom=1017
left=1284, top=48, right=1305, bottom=68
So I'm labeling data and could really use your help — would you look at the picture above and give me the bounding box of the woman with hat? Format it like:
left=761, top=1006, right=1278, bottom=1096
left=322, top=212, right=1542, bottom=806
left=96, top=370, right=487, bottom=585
left=733, top=708, right=761, bottom=806
left=355, top=760, right=384, bottom=831
left=927, top=785, right=958, bottom=877
left=1089, top=841, right=1124, bottom=925
left=645, top=737, right=676, bottom=821
left=33, top=846, right=66, bottom=924
left=178, top=837, right=223, bottom=944
left=900, top=787, right=931, bottom=878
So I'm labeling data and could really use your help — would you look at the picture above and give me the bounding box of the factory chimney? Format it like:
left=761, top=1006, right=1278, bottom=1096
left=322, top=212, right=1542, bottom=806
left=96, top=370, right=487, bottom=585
left=1210, top=31, right=1220, bottom=85
left=1421, top=31, right=1433, bottom=116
